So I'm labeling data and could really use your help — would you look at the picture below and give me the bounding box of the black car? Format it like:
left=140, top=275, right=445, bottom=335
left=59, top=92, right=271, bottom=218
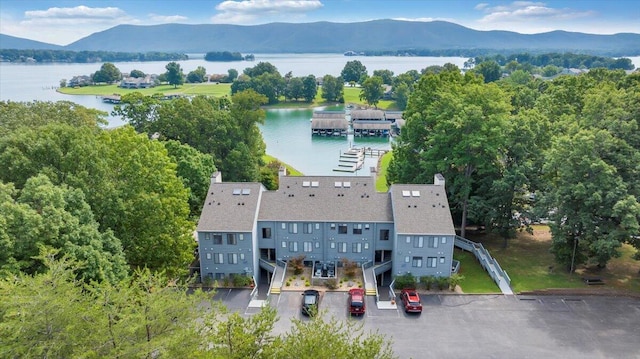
left=301, top=289, right=320, bottom=316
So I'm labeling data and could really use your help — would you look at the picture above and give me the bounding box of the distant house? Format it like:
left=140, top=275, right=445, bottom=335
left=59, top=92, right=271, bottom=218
left=68, top=75, right=92, bottom=87
left=351, top=109, right=391, bottom=137
left=119, top=75, right=155, bottom=89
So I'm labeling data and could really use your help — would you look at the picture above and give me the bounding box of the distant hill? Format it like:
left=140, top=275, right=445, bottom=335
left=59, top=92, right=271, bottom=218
left=3, top=20, right=639, bottom=56
left=0, top=34, right=63, bottom=50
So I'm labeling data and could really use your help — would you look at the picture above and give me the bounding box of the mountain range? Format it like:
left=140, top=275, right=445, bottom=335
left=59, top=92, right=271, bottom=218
left=2, top=20, right=639, bottom=56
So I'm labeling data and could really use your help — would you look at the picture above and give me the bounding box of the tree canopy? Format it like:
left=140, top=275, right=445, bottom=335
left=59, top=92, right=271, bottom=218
left=388, top=64, right=640, bottom=269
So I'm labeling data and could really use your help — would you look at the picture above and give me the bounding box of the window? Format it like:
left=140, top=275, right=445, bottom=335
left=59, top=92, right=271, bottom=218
left=404, top=256, right=410, bottom=263
left=441, top=237, right=447, bottom=244
left=330, top=223, right=336, bottom=230
left=303, top=241, right=313, bottom=252
left=213, top=234, right=222, bottom=245
left=353, top=224, right=363, bottom=235
left=227, top=234, right=237, bottom=245
left=281, top=241, right=287, bottom=248
left=406, top=236, right=411, bottom=243
left=338, top=242, right=347, bottom=253
left=315, top=223, right=321, bottom=230
left=281, top=223, right=286, bottom=229
left=228, top=253, right=238, bottom=264
left=262, top=228, right=272, bottom=239
left=414, top=236, right=424, bottom=248
left=240, top=253, right=245, bottom=260
left=214, top=253, right=224, bottom=264
left=206, top=253, right=212, bottom=260
left=439, top=257, right=445, bottom=264
left=315, top=242, right=320, bottom=248
left=289, top=241, right=298, bottom=252
left=364, top=243, right=369, bottom=250
left=289, top=223, right=298, bottom=234
left=303, top=223, right=313, bottom=234
left=338, top=224, right=348, bottom=234
left=352, top=242, right=362, bottom=253
left=429, top=236, right=438, bottom=248
left=365, top=224, right=370, bottom=230
left=330, top=242, right=336, bottom=249
left=380, top=229, right=390, bottom=241
left=412, top=256, right=423, bottom=267
left=204, top=232, right=213, bottom=241
left=427, top=257, right=437, bottom=268
left=239, top=234, right=244, bottom=241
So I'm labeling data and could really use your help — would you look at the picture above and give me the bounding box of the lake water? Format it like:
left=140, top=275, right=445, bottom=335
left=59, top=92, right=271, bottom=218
left=2, top=54, right=639, bottom=176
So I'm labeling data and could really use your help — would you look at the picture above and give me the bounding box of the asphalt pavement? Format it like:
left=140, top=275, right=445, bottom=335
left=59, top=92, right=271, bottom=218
left=212, top=289, right=640, bottom=359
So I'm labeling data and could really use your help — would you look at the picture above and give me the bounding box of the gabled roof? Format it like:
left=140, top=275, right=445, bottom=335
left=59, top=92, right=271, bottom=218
left=390, top=184, right=455, bottom=235
left=197, top=182, right=264, bottom=232
left=258, top=175, right=393, bottom=223
left=351, top=109, right=385, bottom=121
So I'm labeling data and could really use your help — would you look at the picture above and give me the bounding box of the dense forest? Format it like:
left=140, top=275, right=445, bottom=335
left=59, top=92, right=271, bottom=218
left=204, top=51, right=254, bottom=62
left=0, top=49, right=188, bottom=63
left=473, top=52, right=635, bottom=70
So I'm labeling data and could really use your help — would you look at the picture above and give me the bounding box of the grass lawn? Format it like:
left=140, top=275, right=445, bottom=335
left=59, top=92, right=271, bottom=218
left=375, top=151, right=392, bottom=192
left=59, top=83, right=232, bottom=97
left=454, top=249, right=500, bottom=293
left=468, top=225, right=640, bottom=294
left=263, top=155, right=303, bottom=176
left=59, top=83, right=399, bottom=110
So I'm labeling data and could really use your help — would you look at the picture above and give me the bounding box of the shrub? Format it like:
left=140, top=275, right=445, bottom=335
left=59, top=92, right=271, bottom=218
left=231, top=274, right=252, bottom=287
left=436, top=276, right=449, bottom=290
left=420, top=275, right=436, bottom=290
left=394, top=273, right=417, bottom=289
left=325, top=278, right=338, bottom=289
left=341, top=258, right=359, bottom=278
left=448, top=273, right=465, bottom=291
left=289, top=255, right=306, bottom=275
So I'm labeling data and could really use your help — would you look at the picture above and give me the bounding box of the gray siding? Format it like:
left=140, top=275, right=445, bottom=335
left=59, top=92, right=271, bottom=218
left=198, top=231, right=254, bottom=279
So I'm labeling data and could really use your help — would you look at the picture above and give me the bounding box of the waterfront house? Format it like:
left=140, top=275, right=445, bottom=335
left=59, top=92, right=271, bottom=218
left=196, top=170, right=455, bottom=289
left=119, top=75, right=155, bottom=89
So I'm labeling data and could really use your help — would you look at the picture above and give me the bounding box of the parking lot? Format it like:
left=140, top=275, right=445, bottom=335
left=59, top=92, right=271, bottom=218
left=215, top=290, right=640, bottom=359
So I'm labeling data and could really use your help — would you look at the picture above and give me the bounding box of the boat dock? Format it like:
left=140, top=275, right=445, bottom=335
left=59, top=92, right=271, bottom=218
left=332, top=147, right=365, bottom=173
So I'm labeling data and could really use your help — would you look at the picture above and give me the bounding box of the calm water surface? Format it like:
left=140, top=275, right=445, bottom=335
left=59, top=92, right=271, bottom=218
left=2, top=54, right=638, bottom=176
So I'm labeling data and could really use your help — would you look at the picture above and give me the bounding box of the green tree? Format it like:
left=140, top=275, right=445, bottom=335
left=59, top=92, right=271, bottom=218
left=97, top=127, right=195, bottom=275
left=302, top=74, right=318, bottom=102
left=0, top=175, right=128, bottom=283
left=129, top=69, right=146, bottom=78
left=285, top=77, right=304, bottom=101
left=111, top=91, right=160, bottom=133
left=92, top=62, right=122, bottom=83
left=243, top=61, right=279, bottom=77
left=388, top=68, right=511, bottom=237
left=163, top=140, right=217, bottom=217
left=208, top=306, right=279, bottom=358
left=373, top=69, right=394, bottom=85
left=473, top=60, right=502, bottom=83
left=165, top=61, right=185, bottom=88
left=226, top=68, right=239, bottom=82
left=359, top=75, right=385, bottom=107
left=544, top=128, right=639, bottom=270
left=187, top=66, right=208, bottom=83
left=341, top=60, right=367, bottom=84
left=321, top=75, right=344, bottom=102
left=274, top=314, right=395, bottom=359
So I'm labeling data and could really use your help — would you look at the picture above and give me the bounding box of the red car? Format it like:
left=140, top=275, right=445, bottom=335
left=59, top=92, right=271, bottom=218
left=400, top=289, right=422, bottom=313
left=348, top=288, right=366, bottom=316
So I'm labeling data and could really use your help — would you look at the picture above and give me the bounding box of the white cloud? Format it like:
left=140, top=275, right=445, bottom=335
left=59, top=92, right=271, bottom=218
left=2, top=5, right=137, bottom=45
left=211, top=0, right=323, bottom=24
left=25, top=6, right=125, bottom=20
left=476, top=1, right=594, bottom=23
left=148, top=14, right=188, bottom=23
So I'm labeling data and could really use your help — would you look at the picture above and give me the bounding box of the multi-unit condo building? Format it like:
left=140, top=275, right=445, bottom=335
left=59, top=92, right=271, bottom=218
left=196, top=170, right=456, bottom=288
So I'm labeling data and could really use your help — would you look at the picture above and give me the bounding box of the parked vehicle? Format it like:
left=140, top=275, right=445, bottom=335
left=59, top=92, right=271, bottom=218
left=348, top=288, right=366, bottom=316
left=301, top=289, right=320, bottom=316
left=400, top=289, right=422, bottom=314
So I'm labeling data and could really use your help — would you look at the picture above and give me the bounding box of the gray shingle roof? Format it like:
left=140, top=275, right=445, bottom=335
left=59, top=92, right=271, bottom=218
left=197, top=182, right=264, bottom=232
left=350, top=109, right=385, bottom=120
left=259, top=176, right=393, bottom=223
left=390, top=184, right=455, bottom=235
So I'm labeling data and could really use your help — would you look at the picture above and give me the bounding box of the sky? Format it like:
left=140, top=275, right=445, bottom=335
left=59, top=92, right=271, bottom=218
left=0, top=0, right=638, bottom=46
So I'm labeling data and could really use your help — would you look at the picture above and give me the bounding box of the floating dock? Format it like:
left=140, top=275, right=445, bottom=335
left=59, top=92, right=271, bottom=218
left=333, top=147, right=365, bottom=173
